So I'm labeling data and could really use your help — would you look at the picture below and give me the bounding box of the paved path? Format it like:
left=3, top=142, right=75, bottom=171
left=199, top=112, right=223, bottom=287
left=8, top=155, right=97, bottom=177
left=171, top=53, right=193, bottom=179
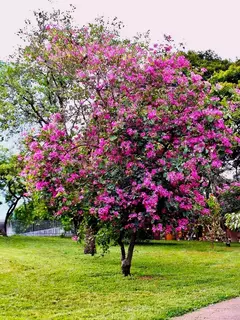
left=172, top=298, right=240, bottom=320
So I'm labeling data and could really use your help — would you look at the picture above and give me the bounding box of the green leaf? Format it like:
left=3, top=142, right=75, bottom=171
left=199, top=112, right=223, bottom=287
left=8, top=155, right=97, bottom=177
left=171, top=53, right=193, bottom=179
left=110, top=135, right=118, bottom=141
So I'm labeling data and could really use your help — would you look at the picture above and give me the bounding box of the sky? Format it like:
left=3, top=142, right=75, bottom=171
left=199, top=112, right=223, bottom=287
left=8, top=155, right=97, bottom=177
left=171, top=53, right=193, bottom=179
left=0, top=0, right=240, bottom=62
left=0, top=0, right=240, bottom=219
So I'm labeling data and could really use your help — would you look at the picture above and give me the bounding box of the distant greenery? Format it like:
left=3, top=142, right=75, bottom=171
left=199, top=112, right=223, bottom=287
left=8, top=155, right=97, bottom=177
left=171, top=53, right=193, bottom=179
left=185, top=49, right=232, bottom=80
left=186, top=50, right=240, bottom=183
left=0, top=237, right=239, bottom=320
left=0, top=150, right=26, bottom=235
left=211, top=62, right=240, bottom=84
left=225, top=212, right=240, bottom=231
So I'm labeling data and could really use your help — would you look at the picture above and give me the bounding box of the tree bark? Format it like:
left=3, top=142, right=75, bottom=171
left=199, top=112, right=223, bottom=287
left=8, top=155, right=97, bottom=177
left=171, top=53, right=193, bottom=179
left=118, top=231, right=136, bottom=276
left=0, top=221, right=6, bottom=236
left=0, top=200, right=20, bottom=236
left=72, top=215, right=83, bottom=235
left=84, top=226, right=96, bottom=256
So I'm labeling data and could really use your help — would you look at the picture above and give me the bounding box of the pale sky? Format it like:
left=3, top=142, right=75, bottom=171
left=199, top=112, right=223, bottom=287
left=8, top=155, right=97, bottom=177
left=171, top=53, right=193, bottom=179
left=0, top=0, right=240, bottom=61
left=0, top=0, right=240, bottom=220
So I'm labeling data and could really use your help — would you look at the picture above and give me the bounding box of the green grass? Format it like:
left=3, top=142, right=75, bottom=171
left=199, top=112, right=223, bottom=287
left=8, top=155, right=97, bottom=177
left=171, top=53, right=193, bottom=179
left=0, top=237, right=239, bottom=320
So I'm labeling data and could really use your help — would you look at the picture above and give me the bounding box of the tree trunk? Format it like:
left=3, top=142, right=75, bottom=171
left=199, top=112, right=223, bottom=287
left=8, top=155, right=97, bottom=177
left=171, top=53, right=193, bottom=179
left=0, top=221, right=6, bottom=236
left=118, top=231, right=136, bottom=276
left=72, top=215, right=83, bottom=235
left=84, top=226, right=96, bottom=256
left=0, top=200, right=19, bottom=236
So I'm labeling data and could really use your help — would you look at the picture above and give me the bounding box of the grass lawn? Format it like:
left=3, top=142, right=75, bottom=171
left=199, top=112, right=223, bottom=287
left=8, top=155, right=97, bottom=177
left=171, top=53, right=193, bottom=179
left=0, top=237, right=239, bottom=320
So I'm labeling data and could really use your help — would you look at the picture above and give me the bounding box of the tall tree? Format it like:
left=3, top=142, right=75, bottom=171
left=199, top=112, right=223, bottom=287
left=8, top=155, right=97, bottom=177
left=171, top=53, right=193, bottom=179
left=22, top=27, right=239, bottom=275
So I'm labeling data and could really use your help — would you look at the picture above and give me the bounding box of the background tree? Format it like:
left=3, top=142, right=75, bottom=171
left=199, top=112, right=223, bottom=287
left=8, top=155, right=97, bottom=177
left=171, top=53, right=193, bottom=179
left=185, top=50, right=231, bottom=80
left=225, top=212, right=240, bottom=232
left=0, top=150, right=26, bottom=235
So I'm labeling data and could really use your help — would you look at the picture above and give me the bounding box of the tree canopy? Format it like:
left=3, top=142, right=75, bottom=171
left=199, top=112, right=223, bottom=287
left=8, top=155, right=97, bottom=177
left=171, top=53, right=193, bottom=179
left=0, top=6, right=239, bottom=274
left=20, top=17, right=240, bottom=275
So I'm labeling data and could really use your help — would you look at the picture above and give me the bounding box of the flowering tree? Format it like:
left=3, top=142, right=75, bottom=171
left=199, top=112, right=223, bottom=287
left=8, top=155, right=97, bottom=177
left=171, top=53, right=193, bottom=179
left=22, top=21, right=239, bottom=276
left=186, top=52, right=240, bottom=183
left=21, top=114, right=87, bottom=223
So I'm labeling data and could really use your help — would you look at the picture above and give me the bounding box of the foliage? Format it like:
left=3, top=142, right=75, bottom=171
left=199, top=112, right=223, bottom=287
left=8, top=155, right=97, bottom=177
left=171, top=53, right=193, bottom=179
left=23, top=31, right=236, bottom=230
left=0, top=7, right=107, bottom=238
left=186, top=51, right=240, bottom=194
left=0, top=150, right=24, bottom=201
left=211, top=68, right=240, bottom=179
left=200, top=195, right=226, bottom=243
left=0, top=7, right=134, bottom=244
left=185, top=50, right=231, bottom=80
left=20, top=18, right=240, bottom=274
left=0, top=148, right=58, bottom=234
left=10, top=194, right=51, bottom=227
left=1, top=5, right=239, bottom=272
left=219, top=184, right=240, bottom=215
left=225, top=212, right=240, bottom=231
left=0, top=149, right=27, bottom=234
left=211, top=63, right=240, bottom=85
left=0, top=6, right=91, bottom=137
left=0, top=61, right=60, bottom=134
left=220, top=184, right=240, bottom=232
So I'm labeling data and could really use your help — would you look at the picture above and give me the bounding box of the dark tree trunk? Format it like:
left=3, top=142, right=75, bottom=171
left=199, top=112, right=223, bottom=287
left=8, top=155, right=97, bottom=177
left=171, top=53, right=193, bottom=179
left=0, top=200, right=19, bottom=236
left=84, top=226, right=96, bottom=256
left=0, top=221, right=6, bottom=236
left=72, top=215, right=83, bottom=235
left=118, top=231, right=136, bottom=276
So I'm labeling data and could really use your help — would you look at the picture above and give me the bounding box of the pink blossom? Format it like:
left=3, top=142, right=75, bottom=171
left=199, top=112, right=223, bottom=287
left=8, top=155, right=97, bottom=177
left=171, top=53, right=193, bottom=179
left=152, top=224, right=163, bottom=233
left=72, top=236, right=79, bottom=242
